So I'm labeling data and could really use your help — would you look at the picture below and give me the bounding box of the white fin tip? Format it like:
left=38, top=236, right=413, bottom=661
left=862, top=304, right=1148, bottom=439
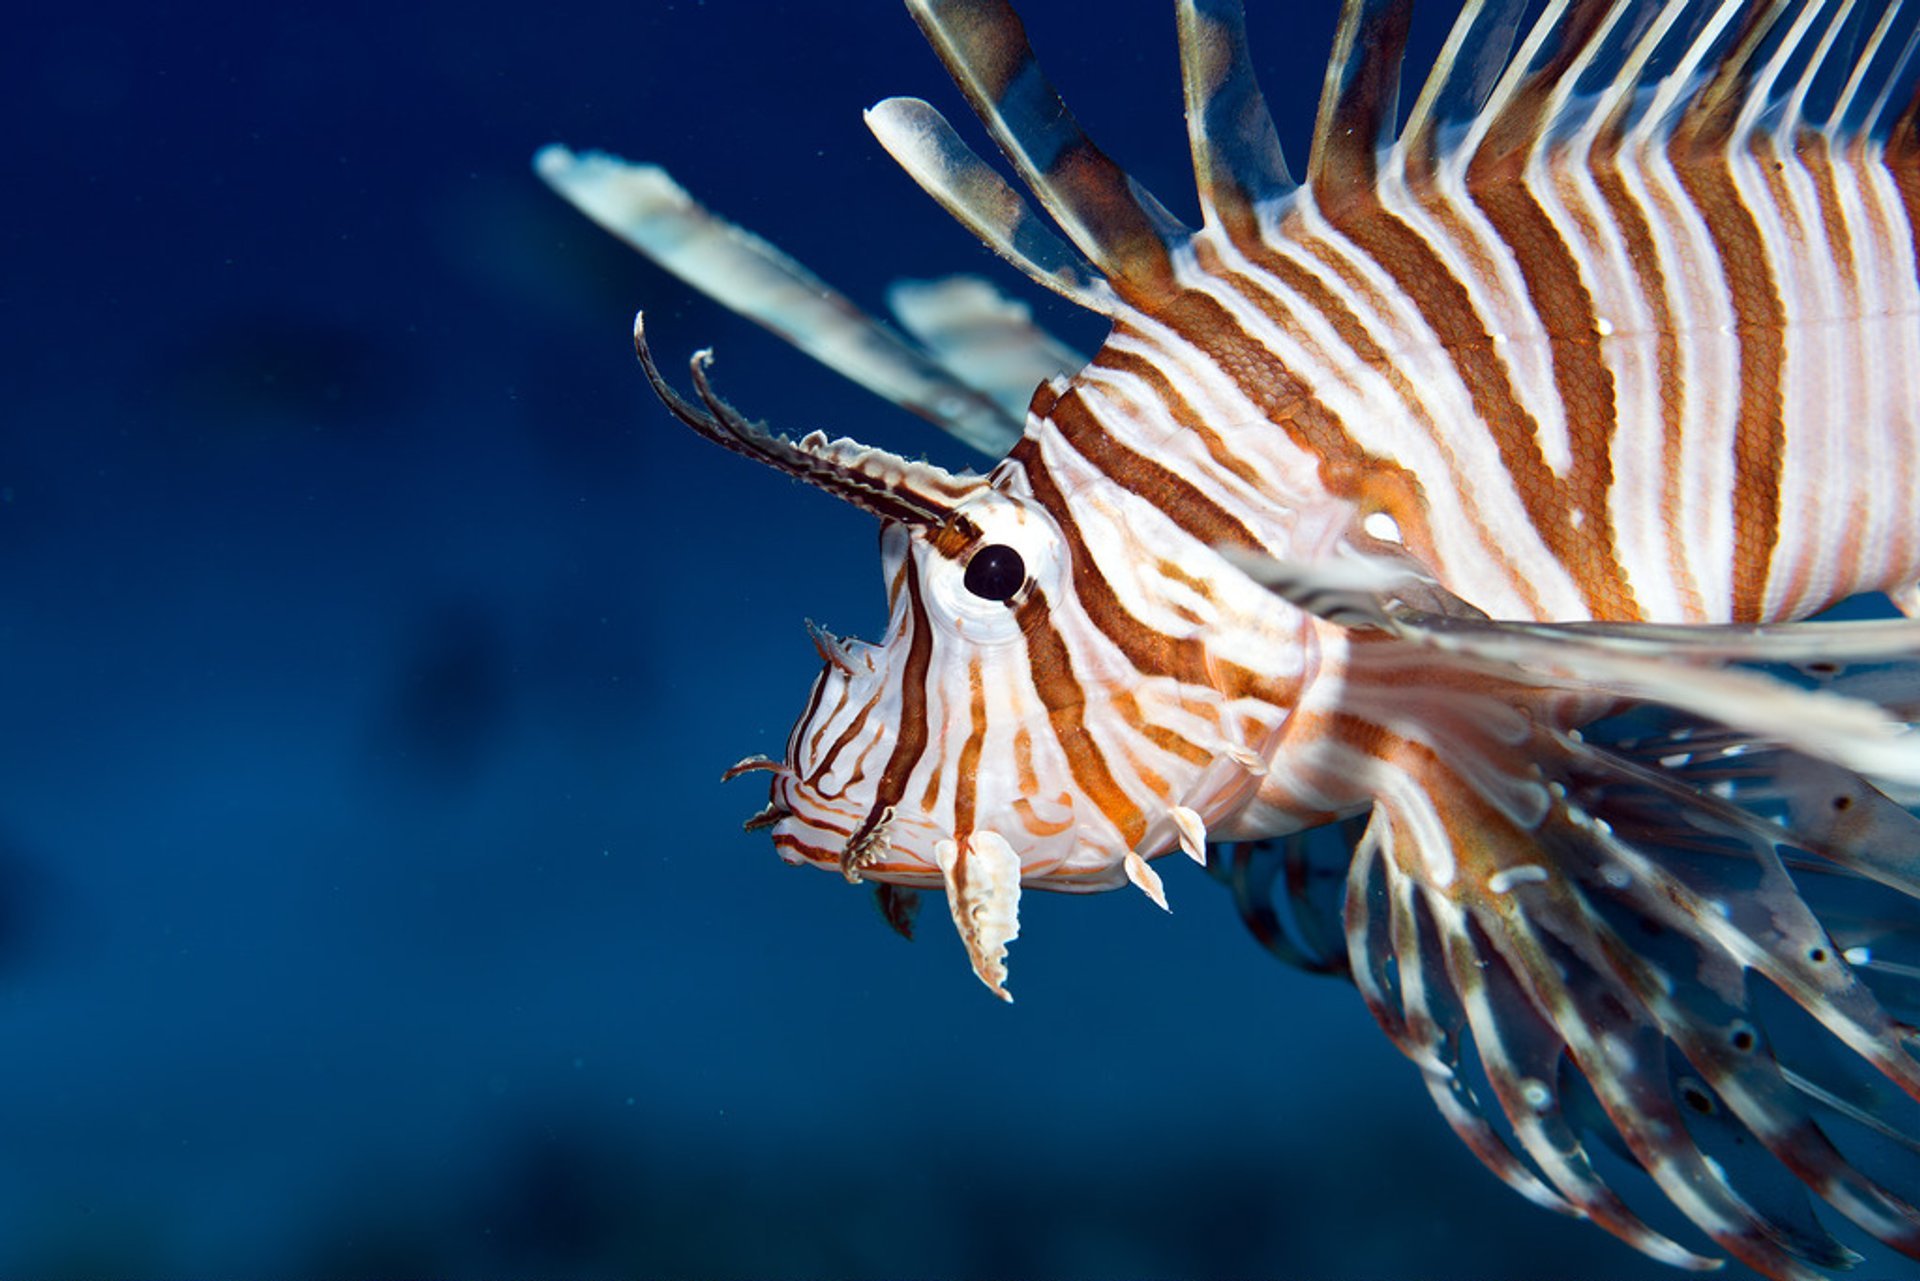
left=1487, top=864, right=1549, bottom=894
left=1124, top=851, right=1170, bottom=911
left=1169, top=806, right=1208, bottom=865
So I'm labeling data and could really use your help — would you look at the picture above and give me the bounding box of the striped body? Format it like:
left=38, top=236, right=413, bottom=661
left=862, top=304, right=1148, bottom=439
left=1008, top=118, right=1920, bottom=833
left=1107, top=141, right=1920, bottom=628
left=542, top=3, right=1920, bottom=1276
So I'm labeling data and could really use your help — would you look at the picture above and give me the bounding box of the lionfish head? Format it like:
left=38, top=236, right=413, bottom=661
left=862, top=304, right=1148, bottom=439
left=636, top=318, right=1308, bottom=999
left=767, top=490, right=1078, bottom=877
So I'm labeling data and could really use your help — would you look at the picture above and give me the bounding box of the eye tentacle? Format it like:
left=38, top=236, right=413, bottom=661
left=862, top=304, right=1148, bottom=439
left=632, top=312, right=979, bottom=530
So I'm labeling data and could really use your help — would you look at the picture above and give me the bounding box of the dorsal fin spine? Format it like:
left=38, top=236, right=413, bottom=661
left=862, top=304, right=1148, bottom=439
left=864, top=96, right=1112, bottom=313
left=1462, top=1, right=1638, bottom=182
left=1584, top=3, right=1690, bottom=147
left=905, top=0, right=1188, bottom=296
left=1863, top=17, right=1920, bottom=135
left=1621, top=2, right=1747, bottom=147
left=1831, top=2, right=1907, bottom=138
left=1781, top=0, right=1859, bottom=145
left=1307, top=0, right=1416, bottom=207
left=1736, top=1, right=1836, bottom=142
left=1456, top=0, right=1574, bottom=172
left=1678, top=2, right=1792, bottom=149
left=1176, top=0, right=1296, bottom=239
left=1531, top=3, right=1639, bottom=163
left=1397, top=0, right=1530, bottom=181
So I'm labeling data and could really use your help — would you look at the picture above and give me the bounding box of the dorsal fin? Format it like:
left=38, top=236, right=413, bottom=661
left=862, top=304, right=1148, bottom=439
left=533, top=147, right=1024, bottom=456
left=1832, top=2, right=1912, bottom=137
left=904, top=0, right=1189, bottom=297
left=1732, top=1, right=1844, bottom=143
left=1373, top=0, right=1920, bottom=192
left=1463, top=0, right=1621, bottom=180
left=1672, top=2, right=1792, bottom=149
left=1852, top=7, right=1920, bottom=137
left=864, top=96, right=1111, bottom=312
left=1577, top=1, right=1701, bottom=146
left=1622, top=3, right=1750, bottom=144
left=1396, top=0, right=1530, bottom=182
left=1307, top=0, right=1415, bottom=208
left=1779, top=1, right=1864, bottom=144
left=1175, top=0, right=1295, bottom=239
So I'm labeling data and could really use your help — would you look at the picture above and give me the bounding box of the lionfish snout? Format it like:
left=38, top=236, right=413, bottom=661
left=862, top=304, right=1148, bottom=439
left=725, top=624, right=918, bottom=875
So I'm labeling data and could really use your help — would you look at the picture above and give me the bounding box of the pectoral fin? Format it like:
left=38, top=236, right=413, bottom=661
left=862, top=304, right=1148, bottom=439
left=1344, top=723, right=1920, bottom=1277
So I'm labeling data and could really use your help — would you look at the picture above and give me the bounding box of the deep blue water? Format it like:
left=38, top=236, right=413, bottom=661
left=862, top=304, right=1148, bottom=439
left=0, top=2, right=1882, bottom=1277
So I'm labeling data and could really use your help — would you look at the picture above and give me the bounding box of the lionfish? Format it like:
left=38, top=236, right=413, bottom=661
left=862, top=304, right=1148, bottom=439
left=540, top=0, right=1920, bottom=1274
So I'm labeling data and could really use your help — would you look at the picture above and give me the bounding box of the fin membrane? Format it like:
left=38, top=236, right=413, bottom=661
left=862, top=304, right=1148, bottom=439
left=905, top=0, right=1190, bottom=293
left=1228, top=549, right=1920, bottom=1274
left=535, top=146, right=1035, bottom=458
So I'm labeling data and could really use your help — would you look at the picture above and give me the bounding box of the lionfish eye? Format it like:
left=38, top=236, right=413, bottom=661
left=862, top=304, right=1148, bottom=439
left=962, top=544, right=1026, bottom=603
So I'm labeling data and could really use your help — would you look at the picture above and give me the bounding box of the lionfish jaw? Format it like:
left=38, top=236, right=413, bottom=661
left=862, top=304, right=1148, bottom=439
left=934, top=831, right=1023, bottom=1002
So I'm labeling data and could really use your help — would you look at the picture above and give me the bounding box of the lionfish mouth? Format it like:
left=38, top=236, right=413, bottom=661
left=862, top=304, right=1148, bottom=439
left=721, top=753, right=898, bottom=875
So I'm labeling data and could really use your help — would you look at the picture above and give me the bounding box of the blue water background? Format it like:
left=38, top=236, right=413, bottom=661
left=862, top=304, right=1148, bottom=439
left=0, top=2, right=1883, bottom=1276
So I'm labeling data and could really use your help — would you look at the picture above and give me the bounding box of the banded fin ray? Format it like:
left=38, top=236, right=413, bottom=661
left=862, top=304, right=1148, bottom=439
left=1835, top=2, right=1920, bottom=138
left=868, top=0, right=1920, bottom=332
left=864, top=96, right=1113, bottom=309
left=534, top=146, right=1029, bottom=457
left=1308, top=0, right=1415, bottom=203
left=1175, top=0, right=1296, bottom=233
left=1230, top=549, right=1920, bottom=789
left=886, top=275, right=1088, bottom=422
left=1211, top=819, right=1359, bottom=977
left=903, top=0, right=1191, bottom=294
left=1382, top=0, right=1920, bottom=196
left=1394, top=0, right=1532, bottom=178
left=1228, top=548, right=1920, bottom=1273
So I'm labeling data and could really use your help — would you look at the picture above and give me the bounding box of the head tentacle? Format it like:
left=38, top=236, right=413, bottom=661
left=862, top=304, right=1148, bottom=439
left=633, top=312, right=981, bottom=530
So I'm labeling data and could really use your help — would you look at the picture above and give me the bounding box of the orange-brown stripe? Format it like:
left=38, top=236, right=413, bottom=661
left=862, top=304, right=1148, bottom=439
left=1110, top=689, right=1214, bottom=768
left=1464, top=146, right=1635, bottom=618
left=1668, top=125, right=1788, bottom=622
left=951, top=661, right=987, bottom=840
left=1015, top=591, right=1144, bottom=844
left=809, top=690, right=877, bottom=793
left=1589, top=135, right=1705, bottom=621
left=847, top=556, right=937, bottom=851
left=1020, top=436, right=1296, bottom=707
left=1310, top=170, right=1632, bottom=616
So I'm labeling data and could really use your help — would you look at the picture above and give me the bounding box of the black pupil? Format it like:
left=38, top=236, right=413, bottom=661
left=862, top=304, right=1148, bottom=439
left=963, top=544, right=1026, bottom=602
